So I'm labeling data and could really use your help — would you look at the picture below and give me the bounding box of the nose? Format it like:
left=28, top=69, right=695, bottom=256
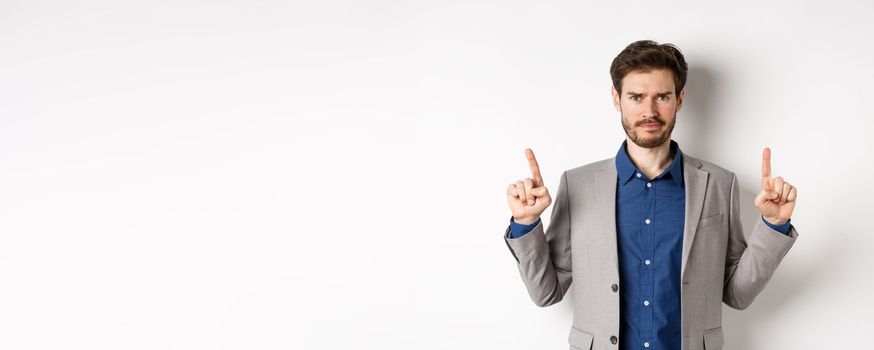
left=641, top=98, right=659, bottom=118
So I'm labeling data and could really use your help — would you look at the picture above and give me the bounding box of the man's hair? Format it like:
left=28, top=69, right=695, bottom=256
left=610, top=40, right=688, bottom=96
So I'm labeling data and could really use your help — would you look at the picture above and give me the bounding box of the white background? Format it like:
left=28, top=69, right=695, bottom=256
left=1, top=1, right=872, bottom=349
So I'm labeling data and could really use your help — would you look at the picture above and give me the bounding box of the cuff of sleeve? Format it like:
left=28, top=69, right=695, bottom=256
left=762, top=215, right=791, bottom=235
left=509, top=216, right=541, bottom=239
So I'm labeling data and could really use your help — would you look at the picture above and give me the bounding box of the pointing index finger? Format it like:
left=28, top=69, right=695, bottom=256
left=525, top=148, right=543, bottom=187
left=762, top=147, right=772, bottom=179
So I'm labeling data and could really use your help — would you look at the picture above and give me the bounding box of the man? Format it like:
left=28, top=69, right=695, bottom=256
left=503, top=40, right=798, bottom=350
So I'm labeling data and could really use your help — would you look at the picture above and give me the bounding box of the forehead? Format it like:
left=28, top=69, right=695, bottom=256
left=621, top=68, right=676, bottom=93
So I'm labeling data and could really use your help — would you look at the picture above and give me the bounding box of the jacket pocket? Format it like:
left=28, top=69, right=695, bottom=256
left=568, top=326, right=594, bottom=350
left=703, top=326, right=724, bottom=350
left=697, top=213, right=724, bottom=228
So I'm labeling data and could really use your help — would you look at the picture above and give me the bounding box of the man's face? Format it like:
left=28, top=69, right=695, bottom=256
left=612, top=68, right=685, bottom=148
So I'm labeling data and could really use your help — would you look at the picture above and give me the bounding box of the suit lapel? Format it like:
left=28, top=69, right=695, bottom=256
left=681, top=153, right=709, bottom=279
left=594, top=160, right=620, bottom=274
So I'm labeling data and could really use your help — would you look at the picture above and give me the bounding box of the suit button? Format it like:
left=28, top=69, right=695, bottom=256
left=611, top=283, right=618, bottom=292
left=610, top=335, right=618, bottom=344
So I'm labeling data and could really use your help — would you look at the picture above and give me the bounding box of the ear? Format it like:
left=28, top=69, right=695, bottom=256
left=611, top=86, right=621, bottom=112
left=676, top=88, right=685, bottom=113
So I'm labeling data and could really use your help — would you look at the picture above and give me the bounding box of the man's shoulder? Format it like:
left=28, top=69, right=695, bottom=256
left=564, top=157, right=614, bottom=179
left=558, top=152, right=740, bottom=185
left=685, top=153, right=737, bottom=185
left=559, top=153, right=739, bottom=183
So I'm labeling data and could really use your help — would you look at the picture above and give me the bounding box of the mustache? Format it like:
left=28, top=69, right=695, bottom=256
left=636, top=119, right=664, bottom=127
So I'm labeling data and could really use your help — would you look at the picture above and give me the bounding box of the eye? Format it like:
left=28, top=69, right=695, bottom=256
left=630, top=95, right=641, bottom=101
left=657, top=95, right=669, bottom=101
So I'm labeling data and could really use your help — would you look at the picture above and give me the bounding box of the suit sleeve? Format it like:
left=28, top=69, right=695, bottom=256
left=503, top=171, right=573, bottom=307
left=508, top=217, right=541, bottom=238
left=722, top=173, right=799, bottom=310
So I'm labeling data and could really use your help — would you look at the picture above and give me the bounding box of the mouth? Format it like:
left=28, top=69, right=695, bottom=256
left=639, top=123, right=662, bottom=130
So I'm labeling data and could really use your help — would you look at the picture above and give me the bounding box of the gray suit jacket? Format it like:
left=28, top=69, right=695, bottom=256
left=503, top=151, right=798, bottom=350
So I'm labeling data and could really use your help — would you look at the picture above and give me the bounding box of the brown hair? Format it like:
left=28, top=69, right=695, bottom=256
left=610, top=40, right=688, bottom=96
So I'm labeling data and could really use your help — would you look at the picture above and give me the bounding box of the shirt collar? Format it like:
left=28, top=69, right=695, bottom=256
left=615, top=139, right=684, bottom=188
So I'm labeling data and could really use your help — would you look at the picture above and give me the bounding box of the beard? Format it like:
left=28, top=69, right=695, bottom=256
left=621, top=109, right=676, bottom=149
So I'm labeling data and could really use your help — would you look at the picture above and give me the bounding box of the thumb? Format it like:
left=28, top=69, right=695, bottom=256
left=530, top=186, right=548, bottom=198
left=754, top=188, right=777, bottom=206
left=760, top=177, right=778, bottom=199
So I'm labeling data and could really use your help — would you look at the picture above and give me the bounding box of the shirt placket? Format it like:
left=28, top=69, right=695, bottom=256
left=641, top=175, right=655, bottom=349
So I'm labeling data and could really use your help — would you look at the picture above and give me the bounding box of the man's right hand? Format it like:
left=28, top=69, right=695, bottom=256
left=506, top=148, right=552, bottom=225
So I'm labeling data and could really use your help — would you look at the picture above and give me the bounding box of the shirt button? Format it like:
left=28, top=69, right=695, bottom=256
left=610, top=335, right=618, bottom=344
left=645, top=219, right=651, bottom=224
left=636, top=173, right=642, bottom=178
left=646, top=182, right=652, bottom=188
left=643, top=300, right=650, bottom=306
left=611, top=283, right=619, bottom=292
left=644, top=341, right=650, bottom=348
left=645, top=259, right=651, bottom=265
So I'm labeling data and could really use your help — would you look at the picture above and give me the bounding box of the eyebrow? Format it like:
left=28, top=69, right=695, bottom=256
left=625, top=91, right=674, bottom=96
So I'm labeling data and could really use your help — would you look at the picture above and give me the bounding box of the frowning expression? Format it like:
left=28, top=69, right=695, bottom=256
left=611, top=68, right=685, bottom=148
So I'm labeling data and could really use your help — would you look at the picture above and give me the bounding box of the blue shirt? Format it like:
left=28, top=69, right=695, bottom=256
left=509, top=140, right=790, bottom=350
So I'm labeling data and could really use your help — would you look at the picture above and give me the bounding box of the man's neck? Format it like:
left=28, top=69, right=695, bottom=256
left=625, top=137, right=674, bottom=180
